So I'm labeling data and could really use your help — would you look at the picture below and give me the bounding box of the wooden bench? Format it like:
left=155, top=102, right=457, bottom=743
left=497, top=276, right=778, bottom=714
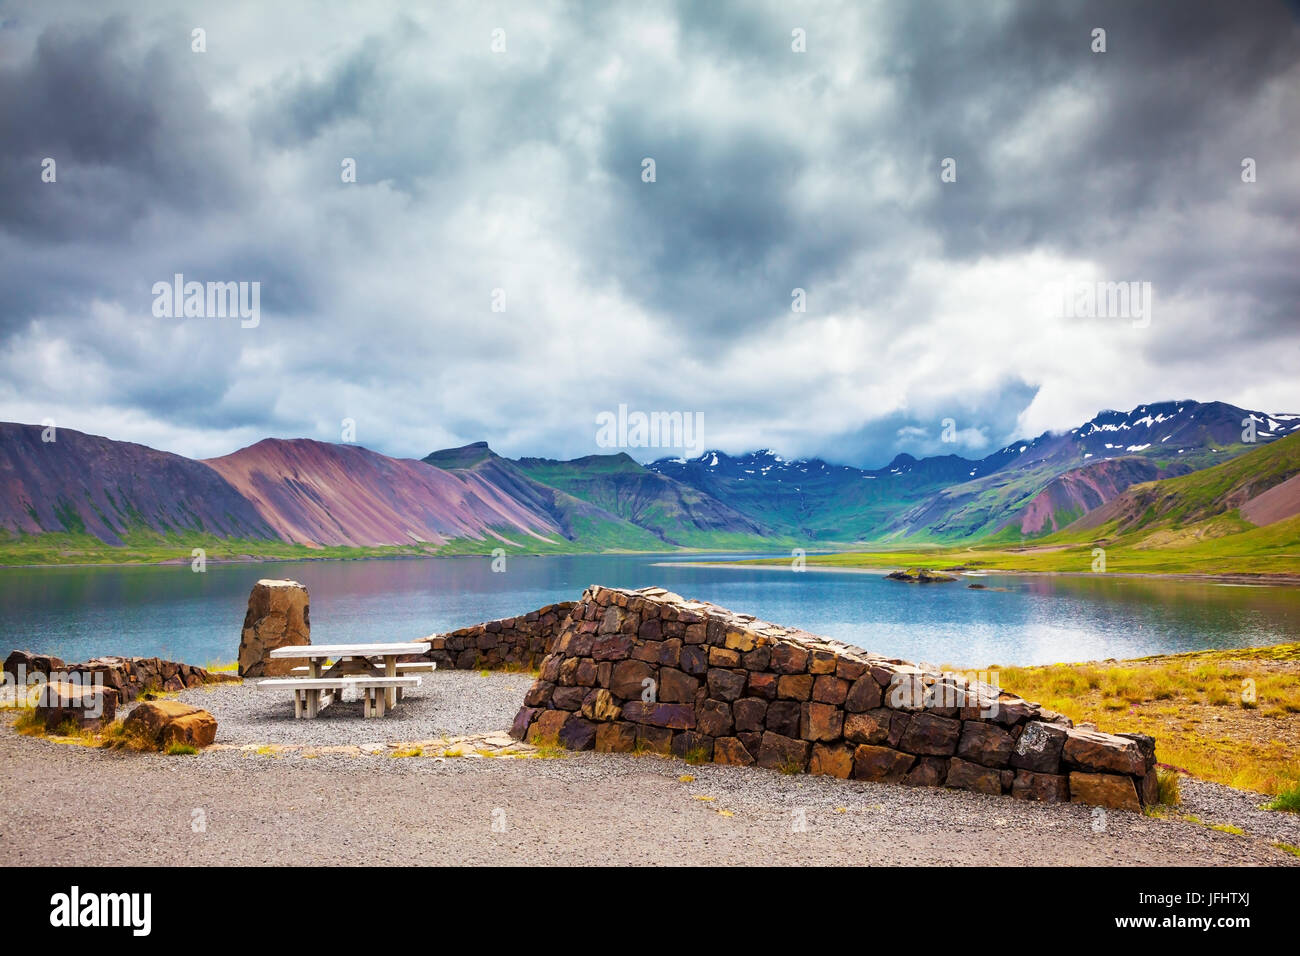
left=257, top=675, right=421, bottom=719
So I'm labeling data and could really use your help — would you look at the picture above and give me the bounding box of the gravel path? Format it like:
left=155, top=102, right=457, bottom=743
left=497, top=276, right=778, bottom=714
left=156, top=672, right=529, bottom=747
left=1, top=715, right=1296, bottom=866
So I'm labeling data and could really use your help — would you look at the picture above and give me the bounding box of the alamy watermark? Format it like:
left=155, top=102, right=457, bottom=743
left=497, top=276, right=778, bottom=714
left=1047, top=277, right=1152, bottom=328
left=595, top=404, right=704, bottom=456
left=152, top=273, right=260, bottom=328
left=1, top=665, right=109, bottom=719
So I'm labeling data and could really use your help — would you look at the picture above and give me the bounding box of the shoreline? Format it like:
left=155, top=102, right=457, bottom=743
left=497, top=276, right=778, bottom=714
left=654, top=560, right=1300, bottom=588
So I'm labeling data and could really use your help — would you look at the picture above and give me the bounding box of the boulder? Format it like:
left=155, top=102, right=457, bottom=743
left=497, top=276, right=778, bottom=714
left=852, top=744, right=914, bottom=783
left=956, top=721, right=1015, bottom=767
left=35, top=681, right=118, bottom=731
left=1069, top=771, right=1141, bottom=812
left=1062, top=728, right=1147, bottom=776
left=4, top=650, right=67, bottom=681
left=1009, top=720, right=1067, bottom=774
left=946, top=757, right=1004, bottom=795
left=1011, top=770, right=1069, bottom=803
left=238, top=579, right=310, bottom=677
left=124, top=700, right=216, bottom=748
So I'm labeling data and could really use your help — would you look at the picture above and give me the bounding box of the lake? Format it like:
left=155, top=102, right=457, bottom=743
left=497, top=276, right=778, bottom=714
left=1, top=554, right=1298, bottom=668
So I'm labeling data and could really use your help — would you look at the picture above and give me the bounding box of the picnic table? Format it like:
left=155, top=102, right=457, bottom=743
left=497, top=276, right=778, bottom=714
left=263, top=642, right=431, bottom=718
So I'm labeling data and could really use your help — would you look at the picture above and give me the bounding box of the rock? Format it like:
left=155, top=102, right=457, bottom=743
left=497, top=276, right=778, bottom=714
left=904, top=756, right=948, bottom=788
left=733, top=697, right=768, bottom=733
left=621, top=701, right=697, bottom=729
left=1069, top=772, right=1141, bottom=812
left=812, top=675, right=849, bottom=705
left=35, top=681, right=118, bottom=731
left=746, top=672, right=778, bottom=699
left=238, top=579, right=310, bottom=678
left=799, top=702, right=844, bottom=742
left=765, top=700, right=802, bottom=737
left=844, top=709, right=891, bottom=745
left=777, top=674, right=814, bottom=700
left=899, top=713, right=961, bottom=755
left=1011, top=770, right=1069, bottom=803
left=885, top=568, right=957, bottom=583
left=595, top=722, right=638, bottom=753
left=1062, top=728, right=1147, bottom=776
left=4, top=650, right=67, bottom=681
left=1140, top=768, right=1159, bottom=806
left=592, top=633, right=636, bottom=661
left=810, top=743, right=855, bottom=779
left=526, top=709, right=570, bottom=745
left=757, top=732, right=812, bottom=772
left=1010, top=720, right=1067, bottom=774
left=609, top=660, right=655, bottom=699
left=551, top=685, right=587, bottom=711
left=713, top=736, right=755, bottom=766
left=706, top=668, right=747, bottom=702
left=695, top=699, right=734, bottom=737
left=769, top=644, right=809, bottom=674
left=946, top=757, right=1003, bottom=795
left=956, top=721, right=1015, bottom=767
left=558, top=717, right=597, bottom=751
left=580, top=688, right=621, bottom=722
left=1118, top=732, right=1158, bottom=772
left=657, top=668, right=699, bottom=703
left=852, top=745, right=915, bottom=783
left=123, top=700, right=216, bottom=748
left=635, top=725, right=673, bottom=755
left=523, top=680, right=554, bottom=707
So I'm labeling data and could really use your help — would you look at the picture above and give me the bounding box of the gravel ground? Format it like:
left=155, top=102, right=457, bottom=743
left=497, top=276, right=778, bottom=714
left=154, top=672, right=529, bottom=747
left=1, top=707, right=1296, bottom=866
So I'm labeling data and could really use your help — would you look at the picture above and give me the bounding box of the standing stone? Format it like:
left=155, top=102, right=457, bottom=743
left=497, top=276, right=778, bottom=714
left=238, top=579, right=310, bottom=677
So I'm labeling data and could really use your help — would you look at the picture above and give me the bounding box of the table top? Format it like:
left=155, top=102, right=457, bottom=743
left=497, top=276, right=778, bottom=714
left=268, top=642, right=428, bottom=659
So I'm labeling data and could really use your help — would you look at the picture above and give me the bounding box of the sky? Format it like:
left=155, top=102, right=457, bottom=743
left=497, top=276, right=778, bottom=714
left=1, top=0, right=1298, bottom=468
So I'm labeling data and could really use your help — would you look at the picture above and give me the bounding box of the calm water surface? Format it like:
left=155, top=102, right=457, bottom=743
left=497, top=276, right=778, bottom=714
left=1, top=554, right=1297, bottom=667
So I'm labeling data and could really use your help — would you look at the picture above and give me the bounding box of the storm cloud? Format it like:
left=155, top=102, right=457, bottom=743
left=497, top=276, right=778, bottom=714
left=0, top=0, right=1297, bottom=466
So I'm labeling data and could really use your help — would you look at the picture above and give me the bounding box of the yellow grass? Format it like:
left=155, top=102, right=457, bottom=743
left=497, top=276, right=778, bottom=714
left=991, top=643, right=1300, bottom=794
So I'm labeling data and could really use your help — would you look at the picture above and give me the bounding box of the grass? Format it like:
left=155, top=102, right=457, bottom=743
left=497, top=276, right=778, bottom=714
left=164, top=742, right=198, bottom=756
left=390, top=746, right=423, bottom=758
left=1275, top=842, right=1300, bottom=858
left=1155, top=768, right=1181, bottom=806
left=1264, top=783, right=1300, bottom=813
left=989, top=643, right=1300, bottom=795
left=682, top=746, right=710, bottom=765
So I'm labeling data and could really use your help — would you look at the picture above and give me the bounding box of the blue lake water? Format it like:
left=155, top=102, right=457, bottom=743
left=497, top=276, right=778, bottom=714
left=1, top=554, right=1298, bottom=667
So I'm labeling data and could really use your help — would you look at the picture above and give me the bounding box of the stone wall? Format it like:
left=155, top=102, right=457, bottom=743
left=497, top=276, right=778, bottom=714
left=511, top=586, right=1159, bottom=811
left=4, top=649, right=237, bottom=713
left=417, top=602, right=577, bottom=670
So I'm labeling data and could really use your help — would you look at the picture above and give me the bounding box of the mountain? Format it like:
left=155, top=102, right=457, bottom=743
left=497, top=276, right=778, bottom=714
left=1014, top=456, right=1193, bottom=535
left=512, top=450, right=771, bottom=546
left=650, top=401, right=1300, bottom=543
left=0, top=423, right=275, bottom=545
left=422, top=443, right=667, bottom=550
left=3, top=399, right=1297, bottom=563
left=423, top=442, right=772, bottom=547
left=647, top=449, right=981, bottom=541
left=204, top=439, right=564, bottom=549
left=1067, top=430, right=1300, bottom=538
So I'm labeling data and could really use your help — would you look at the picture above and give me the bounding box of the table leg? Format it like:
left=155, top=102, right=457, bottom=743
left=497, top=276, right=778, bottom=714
left=293, top=689, right=304, bottom=719
left=306, top=688, right=319, bottom=719
left=385, top=656, right=397, bottom=709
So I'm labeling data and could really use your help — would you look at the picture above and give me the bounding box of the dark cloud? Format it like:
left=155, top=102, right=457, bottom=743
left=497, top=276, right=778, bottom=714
left=0, top=0, right=1296, bottom=463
